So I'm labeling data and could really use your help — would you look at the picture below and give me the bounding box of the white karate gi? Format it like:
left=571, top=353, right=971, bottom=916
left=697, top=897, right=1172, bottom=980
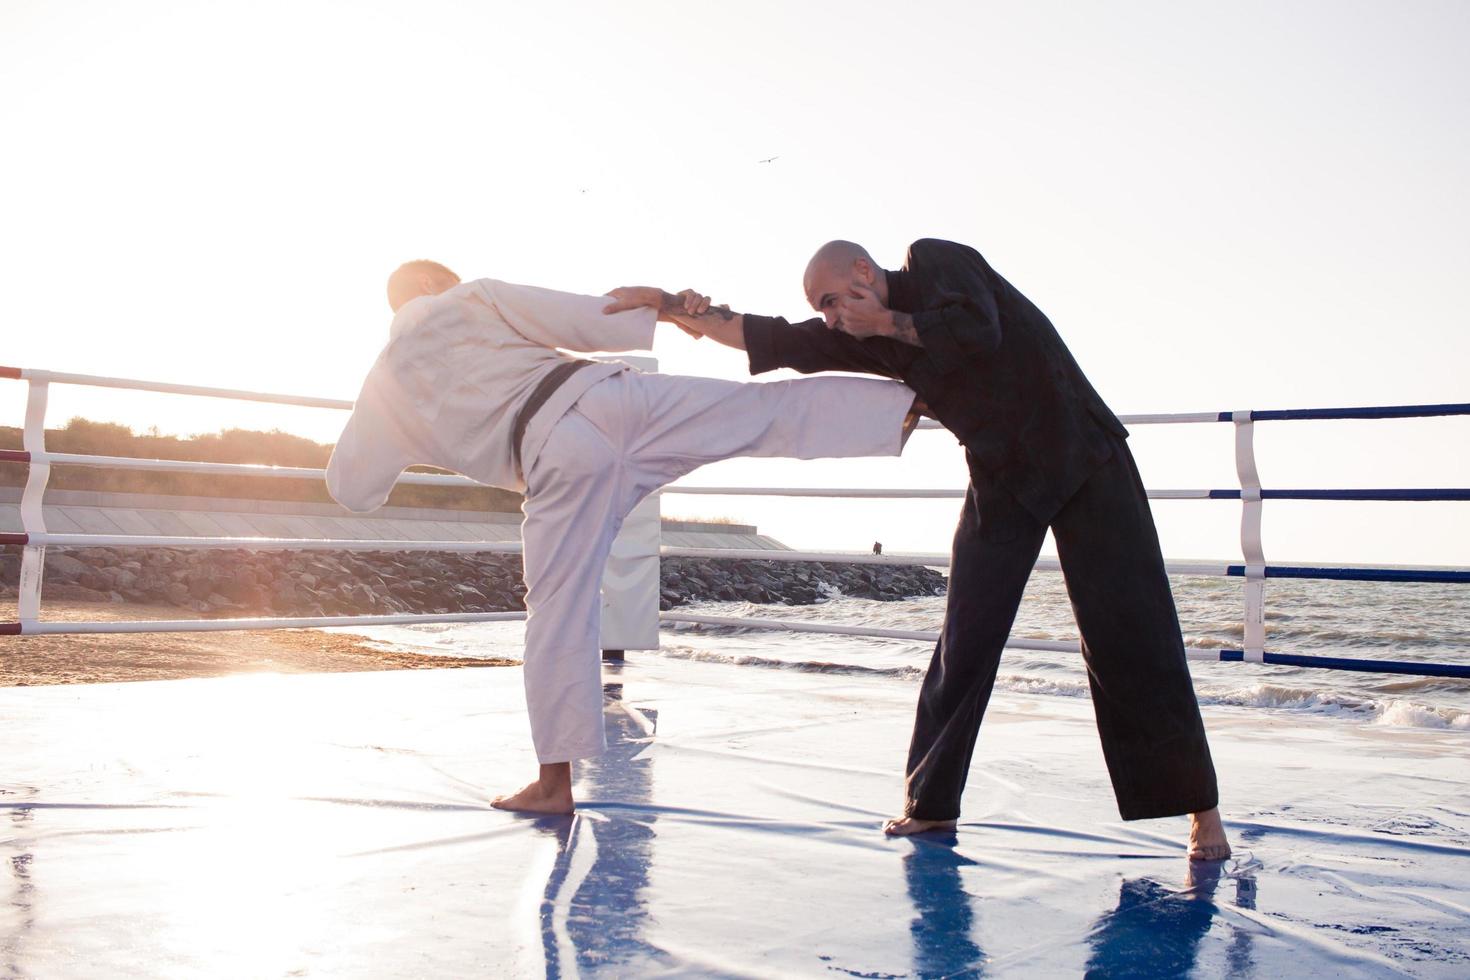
left=327, top=280, right=916, bottom=763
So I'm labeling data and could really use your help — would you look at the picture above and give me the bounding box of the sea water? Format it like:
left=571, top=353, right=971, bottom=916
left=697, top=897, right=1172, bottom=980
left=340, top=572, right=1470, bottom=732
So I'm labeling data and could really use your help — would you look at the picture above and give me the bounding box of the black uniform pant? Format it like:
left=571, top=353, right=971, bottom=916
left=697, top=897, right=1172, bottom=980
left=904, top=437, right=1219, bottom=822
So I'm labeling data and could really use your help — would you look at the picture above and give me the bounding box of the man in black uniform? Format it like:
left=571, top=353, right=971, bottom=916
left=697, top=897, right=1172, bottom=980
left=608, top=239, right=1230, bottom=859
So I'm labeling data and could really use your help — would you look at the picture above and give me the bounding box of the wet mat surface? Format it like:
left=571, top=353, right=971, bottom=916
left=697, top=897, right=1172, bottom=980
left=2, top=658, right=1468, bottom=977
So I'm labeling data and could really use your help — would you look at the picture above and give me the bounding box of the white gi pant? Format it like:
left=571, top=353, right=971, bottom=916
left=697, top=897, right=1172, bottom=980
left=520, top=369, right=916, bottom=763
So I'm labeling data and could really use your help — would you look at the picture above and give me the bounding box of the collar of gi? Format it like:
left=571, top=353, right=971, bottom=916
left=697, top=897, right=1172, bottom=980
left=884, top=266, right=917, bottom=313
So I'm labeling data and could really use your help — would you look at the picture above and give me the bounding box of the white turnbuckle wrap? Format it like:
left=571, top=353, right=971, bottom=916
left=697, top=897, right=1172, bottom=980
left=1233, top=410, right=1266, bottom=662
left=17, top=381, right=51, bottom=626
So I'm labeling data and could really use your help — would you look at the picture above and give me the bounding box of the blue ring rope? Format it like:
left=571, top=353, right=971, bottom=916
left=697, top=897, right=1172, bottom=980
left=1208, top=489, right=1470, bottom=501
left=1223, top=565, right=1470, bottom=585
left=1216, top=650, right=1470, bottom=678
left=1214, top=403, right=1470, bottom=422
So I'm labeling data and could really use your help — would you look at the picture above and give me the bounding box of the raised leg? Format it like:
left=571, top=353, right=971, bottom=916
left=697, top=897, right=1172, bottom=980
left=611, top=372, right=918, bottom=491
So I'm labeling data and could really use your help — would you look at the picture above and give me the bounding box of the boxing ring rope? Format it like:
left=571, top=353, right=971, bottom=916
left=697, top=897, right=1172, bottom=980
left=2, top=364, right=1467, bottom=679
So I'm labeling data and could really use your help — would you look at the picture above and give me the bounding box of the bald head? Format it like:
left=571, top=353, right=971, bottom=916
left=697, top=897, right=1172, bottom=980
left=804, top=240, right=873, bottom=290
left=803, top=240, right=886, bottom=325
left=387, top=260, right=461, bottom=313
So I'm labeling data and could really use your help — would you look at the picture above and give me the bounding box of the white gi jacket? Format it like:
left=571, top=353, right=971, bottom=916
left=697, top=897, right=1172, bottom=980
left=326, top=280, right=656, bottom=512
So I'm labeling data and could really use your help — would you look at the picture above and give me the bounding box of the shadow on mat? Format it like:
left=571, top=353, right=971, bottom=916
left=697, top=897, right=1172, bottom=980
left=904, top=831, right=987, bottom=978
left=1083, top=861, right=1258, bottom=978
left=531, top=680, right=671, bottom=976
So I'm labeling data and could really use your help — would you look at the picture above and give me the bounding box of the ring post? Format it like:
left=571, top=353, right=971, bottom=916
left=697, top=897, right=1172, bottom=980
left=1233, top=410, right=1266, bottom=663
left=17, top=381, right=51, bottom=629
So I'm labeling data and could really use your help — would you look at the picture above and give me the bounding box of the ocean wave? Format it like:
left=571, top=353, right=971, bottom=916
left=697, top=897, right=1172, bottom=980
left=656, top=648, right=1097, bottom=700
left=1195, top=683, right=1470, bottom=730
left=656, top=646, right=926, bottom=681
left=657, top=646, right=1470, bottom=732
left=1371, top=700, right=1470, bottom=730
left=993, top=675, right=1092, bottom=699
left=360, top=584, right=1470, bottom=730
left=1267, top=627, right=1455, bottom=648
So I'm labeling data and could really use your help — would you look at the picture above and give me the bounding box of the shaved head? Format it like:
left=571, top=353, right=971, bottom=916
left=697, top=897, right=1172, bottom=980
left=803, top=240, right=874, bottom=295
left=802, top=240, right=887, bottom=325
left=387, top=259, right=461, bottom=312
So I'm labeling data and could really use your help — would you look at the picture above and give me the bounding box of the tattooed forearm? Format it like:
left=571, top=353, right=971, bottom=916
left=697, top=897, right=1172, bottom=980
left=890, top=311, right=922, bottom=347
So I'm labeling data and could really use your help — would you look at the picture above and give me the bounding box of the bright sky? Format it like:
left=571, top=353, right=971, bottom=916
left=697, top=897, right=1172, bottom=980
left=2, top=0, right=1467, bottom=565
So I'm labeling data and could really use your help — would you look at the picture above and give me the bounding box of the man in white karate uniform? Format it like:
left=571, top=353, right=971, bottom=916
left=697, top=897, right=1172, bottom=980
left=327, top=260, right=920, bottom=813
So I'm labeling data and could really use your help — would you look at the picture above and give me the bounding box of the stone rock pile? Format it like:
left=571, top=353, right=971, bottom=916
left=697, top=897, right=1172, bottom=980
left=0, top=546, right=946, bottom=617
left=657, top=557, right=945, bottom=608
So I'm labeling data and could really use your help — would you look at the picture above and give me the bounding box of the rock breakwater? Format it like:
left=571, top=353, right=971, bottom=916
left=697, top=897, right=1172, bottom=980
left=0, top=547, right=946, bottom=617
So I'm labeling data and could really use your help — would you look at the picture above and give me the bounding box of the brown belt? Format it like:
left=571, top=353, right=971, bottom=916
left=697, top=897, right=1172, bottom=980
left=512, top=359, right=595, bottom=475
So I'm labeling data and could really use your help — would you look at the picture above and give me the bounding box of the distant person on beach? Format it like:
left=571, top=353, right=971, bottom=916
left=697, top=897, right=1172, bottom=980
left=607, top=239, right=1231, bottom=861
left=326, top=260, right=921, bottom=814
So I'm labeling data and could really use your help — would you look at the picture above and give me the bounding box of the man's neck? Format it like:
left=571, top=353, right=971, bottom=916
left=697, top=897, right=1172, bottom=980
left=883, top=267, right=919, bottom=314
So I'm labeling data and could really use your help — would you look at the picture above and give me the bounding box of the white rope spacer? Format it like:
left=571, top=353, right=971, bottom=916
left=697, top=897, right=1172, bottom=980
left=1233, top=409, right=1267, bottom=663
left=17, top=380, right=51, bottom=626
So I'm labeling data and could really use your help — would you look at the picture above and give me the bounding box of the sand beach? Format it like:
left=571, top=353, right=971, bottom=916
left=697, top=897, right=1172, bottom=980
left=0, top=598, right=514, bottom=687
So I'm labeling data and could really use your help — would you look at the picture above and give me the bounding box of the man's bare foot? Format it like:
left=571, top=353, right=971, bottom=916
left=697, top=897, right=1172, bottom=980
left=883, top=815, right=958, bottom=836
left=1188, top=807, right=1231, bottom=861
left=492, top=762, right=574, bottom=815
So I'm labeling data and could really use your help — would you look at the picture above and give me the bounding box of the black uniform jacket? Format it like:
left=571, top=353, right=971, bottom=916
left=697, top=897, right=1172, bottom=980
left=743, top=238, right=1129, bottom=529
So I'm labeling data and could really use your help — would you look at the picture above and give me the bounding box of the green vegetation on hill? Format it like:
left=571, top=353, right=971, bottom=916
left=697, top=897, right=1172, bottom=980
left=0, top=417, right=523, bottom=513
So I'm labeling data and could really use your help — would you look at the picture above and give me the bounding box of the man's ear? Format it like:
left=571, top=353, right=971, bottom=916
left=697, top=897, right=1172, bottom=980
left=853, top=258, right=875, bottom=285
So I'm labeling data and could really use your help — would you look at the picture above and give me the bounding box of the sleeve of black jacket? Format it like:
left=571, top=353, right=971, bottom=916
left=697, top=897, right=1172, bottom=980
left=905, top=238, right=1003, bottom=372
left=743, top=313, right=911, bottom=379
